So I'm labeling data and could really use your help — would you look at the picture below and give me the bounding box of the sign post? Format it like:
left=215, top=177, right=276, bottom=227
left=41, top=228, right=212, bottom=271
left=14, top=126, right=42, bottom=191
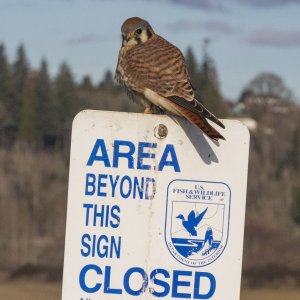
left=62, top=110, right=250, bottom=300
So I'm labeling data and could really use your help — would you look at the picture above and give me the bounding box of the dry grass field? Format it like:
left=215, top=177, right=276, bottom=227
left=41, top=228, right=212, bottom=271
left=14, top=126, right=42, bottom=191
left=241, top=288, right=300, bottom=300
left=0, top=281, right=61, bottom=300
left=0, top=280, right=299, bottom=300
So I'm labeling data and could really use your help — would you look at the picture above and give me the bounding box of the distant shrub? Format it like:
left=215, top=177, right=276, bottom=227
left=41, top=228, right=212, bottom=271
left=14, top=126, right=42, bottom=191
left=291, top=187, right=300, bottom=225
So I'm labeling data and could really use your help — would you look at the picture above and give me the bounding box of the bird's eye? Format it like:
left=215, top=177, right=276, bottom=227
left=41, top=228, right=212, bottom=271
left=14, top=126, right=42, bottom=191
left=135, top=28, right=142, bottom=35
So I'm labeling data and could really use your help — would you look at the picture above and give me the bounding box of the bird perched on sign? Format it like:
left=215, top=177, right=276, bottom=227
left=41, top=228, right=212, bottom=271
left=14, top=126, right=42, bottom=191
left=115, top=17, right=225, bottom=140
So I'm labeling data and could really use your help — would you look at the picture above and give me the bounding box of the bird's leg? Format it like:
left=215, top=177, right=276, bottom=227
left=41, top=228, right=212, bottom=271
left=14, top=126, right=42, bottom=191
left=144, top=104, right=165, bottom=114
left=143, top=104, right=155, bottom=114
left=145, top=105, right=166, bottom=115
left=143, top=107, right=152, bottom=114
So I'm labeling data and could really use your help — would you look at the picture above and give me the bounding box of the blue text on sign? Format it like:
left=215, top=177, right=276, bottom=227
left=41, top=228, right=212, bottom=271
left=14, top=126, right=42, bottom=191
left=87, top=139, right=181, bottom=172
left=79, top=264, right=216, bottom=299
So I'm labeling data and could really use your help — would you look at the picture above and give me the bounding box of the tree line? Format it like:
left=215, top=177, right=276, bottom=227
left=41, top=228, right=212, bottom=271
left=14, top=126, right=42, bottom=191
left=0, top=42, right=228, bottom=149
left=0, top=44, right=81, bottom=148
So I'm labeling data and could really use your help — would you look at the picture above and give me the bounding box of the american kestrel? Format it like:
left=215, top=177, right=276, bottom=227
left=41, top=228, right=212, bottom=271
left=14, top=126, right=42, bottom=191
left=115, top=17, right=225, bottom=140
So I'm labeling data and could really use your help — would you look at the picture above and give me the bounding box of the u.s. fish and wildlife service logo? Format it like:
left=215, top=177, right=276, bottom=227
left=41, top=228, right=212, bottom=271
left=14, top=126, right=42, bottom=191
left=165, top=180, right=231, bottom=267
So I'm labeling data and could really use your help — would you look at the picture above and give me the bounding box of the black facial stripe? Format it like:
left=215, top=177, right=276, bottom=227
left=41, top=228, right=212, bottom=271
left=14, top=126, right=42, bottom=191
left=135, top=36, right=141, bottom=44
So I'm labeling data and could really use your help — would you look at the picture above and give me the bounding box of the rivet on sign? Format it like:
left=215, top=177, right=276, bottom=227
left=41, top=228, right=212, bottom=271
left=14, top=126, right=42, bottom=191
left=154, top=124, right=168, bottom=139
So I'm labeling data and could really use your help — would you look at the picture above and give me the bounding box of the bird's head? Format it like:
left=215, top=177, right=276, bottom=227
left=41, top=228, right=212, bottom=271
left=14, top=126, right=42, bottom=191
left=176, top=214, right=185, bottom=221
left=121, top=17, right=154, bottom=48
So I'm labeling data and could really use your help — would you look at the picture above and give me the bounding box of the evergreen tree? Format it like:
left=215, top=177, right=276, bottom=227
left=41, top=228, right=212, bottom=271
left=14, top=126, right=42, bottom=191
left=185, top=47, right=198, bottom=87
left=18, top=72, right=38, bottom=143
left=99, top=70, right=115, bottom=89
left=198, top=39, right=227, bottom=117
left=11, top=44, right=29, bottom=132
left=80, top=75, right=94, bottom=91
left=0, top=44, right=12, bottom=130
left=13, top=45, right=29, bottom=92
left=54, top=63, right=80, bottom=145
left=35, top=59, right=54, bottom=145
left=184, top=42, right=227, bottom=117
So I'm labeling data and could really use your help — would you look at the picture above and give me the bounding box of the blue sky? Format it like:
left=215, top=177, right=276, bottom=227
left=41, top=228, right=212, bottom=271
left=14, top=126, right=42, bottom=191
left=0, top=0, right=299, bottom=101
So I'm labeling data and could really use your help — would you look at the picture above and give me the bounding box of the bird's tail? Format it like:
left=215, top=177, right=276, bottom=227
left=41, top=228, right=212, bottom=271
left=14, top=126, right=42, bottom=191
left=177, top=105, right=225, bottom=141
left=166, top=95, right=225, bottom=140
left=195, top=100, right=225, bottom=130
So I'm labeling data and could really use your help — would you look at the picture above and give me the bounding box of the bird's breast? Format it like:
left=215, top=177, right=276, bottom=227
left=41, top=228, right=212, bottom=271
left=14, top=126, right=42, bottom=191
left=116, top=51, right=136, bottom=90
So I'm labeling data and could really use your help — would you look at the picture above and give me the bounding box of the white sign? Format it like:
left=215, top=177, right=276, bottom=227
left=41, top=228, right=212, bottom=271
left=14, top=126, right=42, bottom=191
left=62, top=110, right=250, bottom=300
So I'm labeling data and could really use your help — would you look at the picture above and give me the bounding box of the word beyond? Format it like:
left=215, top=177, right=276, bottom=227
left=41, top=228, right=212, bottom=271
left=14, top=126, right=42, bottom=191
left=87, top=139, right=181, bottom=172
left=79, top=264, right=216, bottom=299
left=85, top=174, right=155, bottom=200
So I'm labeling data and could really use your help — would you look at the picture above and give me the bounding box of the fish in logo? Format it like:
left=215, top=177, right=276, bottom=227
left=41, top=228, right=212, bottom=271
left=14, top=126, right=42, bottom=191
left=165, top=180, right=230, bottom=267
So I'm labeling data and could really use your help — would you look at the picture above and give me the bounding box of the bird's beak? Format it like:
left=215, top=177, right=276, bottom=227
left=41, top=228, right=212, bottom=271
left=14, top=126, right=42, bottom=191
left=122, top=32, right=134, bottom=46
left=123, top=32, right=135, bottom=42
left=129, top=31, right=135, bottom=38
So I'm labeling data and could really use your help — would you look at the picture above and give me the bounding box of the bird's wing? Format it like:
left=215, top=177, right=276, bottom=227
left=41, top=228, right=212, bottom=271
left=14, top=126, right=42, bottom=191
left=194, top=207, right=208, bottom=227
left=123, top=35, right=224, bottom=130
left=187, top=210, right=196, bottom=223
left=122, top=35, right=195, bottom=100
